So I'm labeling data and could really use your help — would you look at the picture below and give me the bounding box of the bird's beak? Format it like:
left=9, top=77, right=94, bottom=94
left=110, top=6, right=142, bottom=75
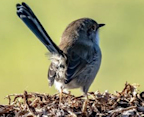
left=99, top=24, right=105, bottom=28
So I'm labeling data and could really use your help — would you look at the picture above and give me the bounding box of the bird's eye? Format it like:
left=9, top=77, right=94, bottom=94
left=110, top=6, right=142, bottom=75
left=91, top=25, right=96, bottom=31
left=87, top=25, right=96, bottom=36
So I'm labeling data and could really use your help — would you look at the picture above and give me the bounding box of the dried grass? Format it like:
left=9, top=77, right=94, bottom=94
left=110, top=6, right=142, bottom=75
left=0, top=83, right=144, bottom=117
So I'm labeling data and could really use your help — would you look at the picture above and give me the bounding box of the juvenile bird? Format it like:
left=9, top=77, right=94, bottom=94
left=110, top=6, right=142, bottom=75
left=16, top=2, right=105, bottom=112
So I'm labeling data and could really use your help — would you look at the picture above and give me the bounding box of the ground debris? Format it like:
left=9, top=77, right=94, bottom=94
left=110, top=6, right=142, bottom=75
left=0, top=83, right=144, bottom=117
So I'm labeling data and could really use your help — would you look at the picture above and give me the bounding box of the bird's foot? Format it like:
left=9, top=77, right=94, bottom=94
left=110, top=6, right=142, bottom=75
left=82, top=94, right=89, bottom=114
left=59, top=89, right=63, bottom=104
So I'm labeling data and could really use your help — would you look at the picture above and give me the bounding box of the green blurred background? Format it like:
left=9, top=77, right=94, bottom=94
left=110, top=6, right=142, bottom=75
left=0, top=0, right=144, bottom=104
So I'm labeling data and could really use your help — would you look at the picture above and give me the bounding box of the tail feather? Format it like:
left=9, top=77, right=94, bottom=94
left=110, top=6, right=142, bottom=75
left=16, top=2, right=63, bottom=55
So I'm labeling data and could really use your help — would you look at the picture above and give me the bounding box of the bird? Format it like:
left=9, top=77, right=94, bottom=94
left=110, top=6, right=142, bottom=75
left=16, top=2, right=105, bottom=113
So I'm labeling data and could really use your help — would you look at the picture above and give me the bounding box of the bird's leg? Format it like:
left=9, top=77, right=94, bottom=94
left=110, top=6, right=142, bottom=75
left=82, top=93, right=89, bottom=113
left=59, top=87, right=63, bottom=104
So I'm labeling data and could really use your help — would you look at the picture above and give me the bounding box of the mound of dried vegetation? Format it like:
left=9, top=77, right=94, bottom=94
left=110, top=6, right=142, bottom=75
left=0, top=83, right=144, bottom=117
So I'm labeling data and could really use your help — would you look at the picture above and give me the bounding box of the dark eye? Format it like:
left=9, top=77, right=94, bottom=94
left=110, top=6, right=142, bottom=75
left=91, top=25, right=96, bottom=31
left=87, top=25, right=96, bottom=36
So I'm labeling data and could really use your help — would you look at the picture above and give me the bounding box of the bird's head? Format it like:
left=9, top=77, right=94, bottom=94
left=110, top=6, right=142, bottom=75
left=61, top=18, right=105, bottom=48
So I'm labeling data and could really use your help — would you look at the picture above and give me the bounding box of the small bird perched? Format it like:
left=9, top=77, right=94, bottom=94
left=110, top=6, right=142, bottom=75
left=16, top=2, right=105, bottom=112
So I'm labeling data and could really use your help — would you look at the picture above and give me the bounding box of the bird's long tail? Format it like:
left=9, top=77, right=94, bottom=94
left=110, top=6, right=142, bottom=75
left=16, top=2, right=63, bottom=56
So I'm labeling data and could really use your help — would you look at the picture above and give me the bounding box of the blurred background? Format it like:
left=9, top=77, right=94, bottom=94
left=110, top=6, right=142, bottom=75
left=0, top=0, right=144, bottom=104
